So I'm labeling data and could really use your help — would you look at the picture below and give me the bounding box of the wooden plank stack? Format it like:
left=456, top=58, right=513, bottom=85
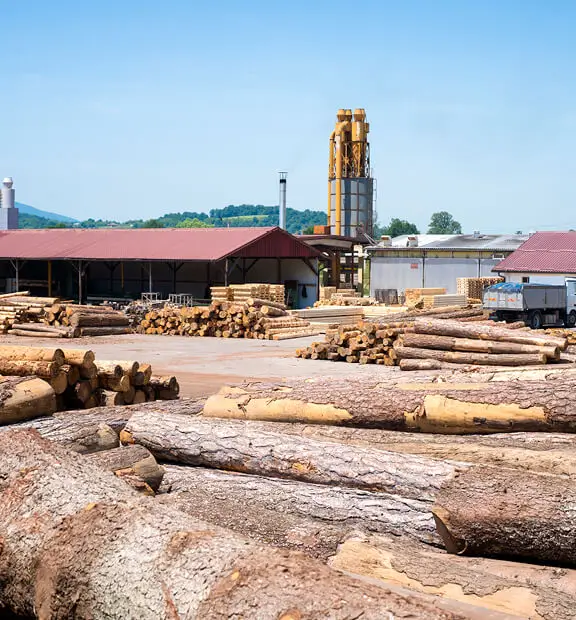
left=456, top=277, right=504, bottom=300
left=405, top=287, right=445, bottom=306
left=139, top=299, right=322, bottom=340
left=210, top=283, right=285, bottom=304
left=422, top=294, right=467, bottom=309
left=0, top=344, right=179, bottom=410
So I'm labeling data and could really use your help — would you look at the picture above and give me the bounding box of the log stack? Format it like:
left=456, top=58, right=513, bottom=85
left=0, top=345, right=179, bottom=410
left=210, top=283, right=285, bottom=304
left=44, top=303, right=131, bottom=337
left=138, top=299, right=322, bottom=340
left=394, top=318, right=568, bottom=369
left=0, top=292, right=60, bottom=335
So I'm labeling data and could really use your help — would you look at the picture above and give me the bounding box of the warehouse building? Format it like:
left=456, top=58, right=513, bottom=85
left=495, top=231, right=576, bottom=284
left=367, top=232, right=528, bottom=299
left=0, top=227, right=321, bottom=308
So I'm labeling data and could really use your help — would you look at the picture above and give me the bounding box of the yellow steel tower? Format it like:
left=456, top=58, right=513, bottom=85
left=327, top=108, right=373, bottom=237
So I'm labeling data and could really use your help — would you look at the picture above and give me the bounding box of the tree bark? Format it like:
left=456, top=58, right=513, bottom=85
left=86, top=444, right=164, bottom=491
left=99, top=374, right=131, bottom=392
left=69, top=312, right=130, bottom=327
left=123, top=411, right=460, bottom=500
left=0, top=376, right=56, bottom=423
left=415, top=318, right=568, bottom=349
left=201, top=376, right=576, bottom=433
left=79, top=326, right=133, bottom=336
left=402, top=332, right=560, bottom=358
left=0, top=429, right=463, bottom=620
left=329, top=533, right=576, bottom=620
left=394, top=344, right=548, bottom=366
left=0, top=345, right=65, bottom=364
left=0, top=359, right=62, bottom=378
left=97, top=360, right=139, bottom=377
left=432, top=466, right=576, bottom=566
left=213, top=419, right=576, bottom=477
left=160, top=465, right=438, bottom=556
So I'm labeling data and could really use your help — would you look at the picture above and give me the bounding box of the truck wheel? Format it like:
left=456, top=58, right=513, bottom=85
left=529, top=311, right=543, bottom=330
left=567, top=311, right=576, bottom=328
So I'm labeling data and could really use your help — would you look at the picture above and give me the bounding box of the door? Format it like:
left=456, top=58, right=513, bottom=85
left=566, top=279, right=576, bottom=311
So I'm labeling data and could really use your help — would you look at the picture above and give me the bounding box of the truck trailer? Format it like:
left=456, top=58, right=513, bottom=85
left=483, top=281, right=576, bottom=329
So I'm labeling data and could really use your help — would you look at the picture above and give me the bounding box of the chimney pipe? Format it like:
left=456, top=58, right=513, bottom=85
left=278, top=172, right=287, bottom=230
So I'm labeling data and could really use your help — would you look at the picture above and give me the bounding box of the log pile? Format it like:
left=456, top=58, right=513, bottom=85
left=0, top=345, right=179, bottom=412
left=44, top=303, right=131, bottom=337
left=0, top=292, right=59, bottom=335
left=138, top=299, right=322, bottom=340
left=405, top=287, right=446, bottom=306
left=395, top=318, right=568, bottom=369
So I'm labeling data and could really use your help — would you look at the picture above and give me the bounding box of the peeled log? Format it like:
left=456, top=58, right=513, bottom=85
left=330, top=534, right=576, bottom=620
left=86, top=444, right=164, bottom=491
left=160, top=465, right=438, bottom=557
left=400, top=359, right=444, bottom=371
left=99, top=374, right=131, bottom=392
left=79, top=326, right=133, bottom=336
left=0, top=376, right=56, bottom=423
left=0, top=345, right=65, bottom=364
left=0, top=429, right=462, bottom=620
left=394, top=344, right=548, bottom=366
left=49, top=371, right=69, bottom=395
left=402, top=332, right=560, bottom=358
left=432, top=466, right=576, bottom=566
left=415, top=318, right=568, bottom=350
left=97, top=360, right=138, bottom=377
left=0, top=359, right=62, bottom=378
left=61, top=348, right=95, bottom=367
left=201, top=376, right=576, bottom=433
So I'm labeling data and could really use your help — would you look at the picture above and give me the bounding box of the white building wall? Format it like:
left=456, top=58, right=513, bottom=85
left=370, top=256, right=504, bottom=296
left=503, top=273, right=574, bottom=285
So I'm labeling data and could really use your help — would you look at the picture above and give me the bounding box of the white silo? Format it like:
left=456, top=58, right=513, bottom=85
left=0, top=177, right=19, bottom=229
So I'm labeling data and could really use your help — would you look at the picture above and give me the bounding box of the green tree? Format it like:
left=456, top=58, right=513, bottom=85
left=427, top=211, right=462, bottom=234
left=381, top=218, right=420, bottom=237
left=141, top=219, right=164, bottom=228
left=175, top=218, right=214, bottom=228
left=302, top=225, right=315, bottom=234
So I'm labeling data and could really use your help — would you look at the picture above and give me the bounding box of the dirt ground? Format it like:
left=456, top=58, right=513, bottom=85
left=0, top=334, right=401, bottom=398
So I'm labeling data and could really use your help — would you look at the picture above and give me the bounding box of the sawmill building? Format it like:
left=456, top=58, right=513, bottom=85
left=0, top=227, right=321, bottom=308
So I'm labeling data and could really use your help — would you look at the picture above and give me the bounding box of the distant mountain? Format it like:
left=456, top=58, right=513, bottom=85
left=15, top=203, right=77, bottom=223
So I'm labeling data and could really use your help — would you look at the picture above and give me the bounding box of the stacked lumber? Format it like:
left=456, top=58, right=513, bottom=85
left=314, top=294, right=377, bottom=307
left=405, top=287, right=446, bottom=306
left=319, top=285, right=337, bottom=301
left=422, top=293, right=467, bottom=308
left=139, top=300, right=321, bottom=340
left=45, top=303, right=131, bottom=337
left=0, top=344, right=179, bottom=411
left=457, top=276, right=504, bottom=300
left=0, top=291, right=59, bottom=334
left=291, top=305, right=365, bottom=326
left=394, top=317, right=567, bottom=369
left=210, top=283, right=285, bottom=304
left=296, top=320, right=410, bottom=364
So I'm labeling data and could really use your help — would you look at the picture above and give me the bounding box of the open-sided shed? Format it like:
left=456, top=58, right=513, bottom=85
left=0, top=227, right=321, bottom=307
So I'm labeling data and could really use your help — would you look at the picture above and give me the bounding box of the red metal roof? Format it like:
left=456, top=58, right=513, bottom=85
left=495, top=231, right=576, bottom=273
left=0, top=227, right=320, bottom=261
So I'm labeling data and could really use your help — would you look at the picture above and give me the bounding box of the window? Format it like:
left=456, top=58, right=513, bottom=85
left=522, top=277, right=530, bottom=283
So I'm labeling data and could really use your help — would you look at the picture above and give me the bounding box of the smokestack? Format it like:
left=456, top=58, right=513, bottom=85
left=0, top=178, right=18, bottom=230
left=278, top=172, right=287, bottom=229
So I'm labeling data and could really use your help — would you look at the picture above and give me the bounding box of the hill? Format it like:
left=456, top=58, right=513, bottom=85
left=16, top=203, right=77, bottom=223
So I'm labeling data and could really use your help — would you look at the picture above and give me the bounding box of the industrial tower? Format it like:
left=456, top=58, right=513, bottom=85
left=327, top=109, right=374, bottom=237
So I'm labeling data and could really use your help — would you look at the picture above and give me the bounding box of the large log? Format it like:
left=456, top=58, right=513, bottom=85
left=0, top=429, right=463, bottom=620
left=432, top=466, right=576, bottom=566
left=207, top=418, right=576, bottom=476
left=61, top=348, right=95, bottom=367
left=0, top=345, right=65, bottom=364
left=0, top=359, right=62, bottom=378
left=86, top=444, right=164, bottom=491
left=394, top=344, right=548, bottom=366
left=402, top=332, right=560, bottom=358
left=415, top=318, right=568, bottom=349
left=161, top=465, right=438, bottom=555
left=330, top=533, right=576, bottom=620
left=0, top=376, right=56, bottom=423
left=79, top=326, right=133, bottom=336
left=122, top=411, right=459, bottom=500
left=201, top=376, right=576, bottom=433
left=69, top=312, right=129, bottom=327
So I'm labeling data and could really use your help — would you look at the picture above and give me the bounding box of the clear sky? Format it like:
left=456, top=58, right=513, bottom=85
left=2, top=1, right=575, bottom=233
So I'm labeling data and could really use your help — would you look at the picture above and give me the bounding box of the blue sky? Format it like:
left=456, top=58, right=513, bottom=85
left=1, top=1, right=575, bottom=232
